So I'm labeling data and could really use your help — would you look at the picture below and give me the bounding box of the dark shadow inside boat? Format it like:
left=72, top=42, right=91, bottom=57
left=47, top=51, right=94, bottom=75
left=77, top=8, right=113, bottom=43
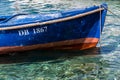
left=0, top=18, right=6, bottom=21
left=0, top=16, right=11, bottom=23
left=0, top=47, right=101, bottom=64
left=0, top=17, right=7, bottom=22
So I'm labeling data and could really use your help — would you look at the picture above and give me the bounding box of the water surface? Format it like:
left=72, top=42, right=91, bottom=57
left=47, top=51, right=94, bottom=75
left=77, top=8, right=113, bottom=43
left=0, top=0, right=120, bottom=80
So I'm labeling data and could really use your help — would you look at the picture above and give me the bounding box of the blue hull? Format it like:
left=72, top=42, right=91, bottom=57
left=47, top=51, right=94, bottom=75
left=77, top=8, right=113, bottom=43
left=0, top=4, right=107, bottom=53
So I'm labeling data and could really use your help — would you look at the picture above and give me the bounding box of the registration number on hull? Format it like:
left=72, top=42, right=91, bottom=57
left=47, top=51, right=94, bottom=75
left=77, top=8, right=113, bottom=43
left=18, top=26, right=47, bottom=36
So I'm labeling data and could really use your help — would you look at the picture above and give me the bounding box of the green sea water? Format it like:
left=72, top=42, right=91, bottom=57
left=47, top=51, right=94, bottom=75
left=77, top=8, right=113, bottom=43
left=0, top=0, right=120, bottom=80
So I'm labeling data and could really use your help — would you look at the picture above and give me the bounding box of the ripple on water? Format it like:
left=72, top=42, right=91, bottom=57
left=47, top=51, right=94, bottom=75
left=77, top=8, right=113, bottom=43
left=0, top=0, right=120, bottom=80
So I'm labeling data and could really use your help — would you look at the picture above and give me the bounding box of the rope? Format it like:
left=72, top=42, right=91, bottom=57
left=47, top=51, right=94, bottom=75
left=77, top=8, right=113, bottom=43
left=0, top=8, right=104, bottom=31
left=93, top=2, right=120, bottom=20
left=102, top=5, right=120, bottom=21
left=99, top=6, right=102, bottom=48
left=107, top=9, right=120, bottom=18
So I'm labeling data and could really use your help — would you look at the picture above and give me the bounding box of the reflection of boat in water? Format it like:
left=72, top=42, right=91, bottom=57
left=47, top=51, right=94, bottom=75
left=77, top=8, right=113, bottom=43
left=0, top=47, right=100, bottom=64
left=0, top=3, right=107, bottom=54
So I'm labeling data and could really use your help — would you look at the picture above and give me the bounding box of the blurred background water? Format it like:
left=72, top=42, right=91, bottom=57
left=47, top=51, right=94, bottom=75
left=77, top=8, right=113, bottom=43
left=0, top=0, right=120, bottom=80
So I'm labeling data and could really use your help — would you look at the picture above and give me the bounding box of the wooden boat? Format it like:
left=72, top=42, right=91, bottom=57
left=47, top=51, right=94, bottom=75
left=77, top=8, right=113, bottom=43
left=0, top=3, right=107, bottom=54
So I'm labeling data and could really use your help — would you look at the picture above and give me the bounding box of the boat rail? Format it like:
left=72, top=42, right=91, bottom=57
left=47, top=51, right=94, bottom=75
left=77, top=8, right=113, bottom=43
left=0, top=8, right=104, bottom=31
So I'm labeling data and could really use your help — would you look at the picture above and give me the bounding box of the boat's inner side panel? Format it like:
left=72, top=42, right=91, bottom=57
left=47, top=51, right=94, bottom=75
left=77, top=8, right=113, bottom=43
left=0, top=5, right=99, bottom=27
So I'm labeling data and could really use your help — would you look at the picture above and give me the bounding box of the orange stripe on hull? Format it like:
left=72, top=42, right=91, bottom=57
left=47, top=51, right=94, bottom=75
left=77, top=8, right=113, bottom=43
left=0, top=38, right=99, bottom=54
left=52, top=42, right=98, bottom=50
